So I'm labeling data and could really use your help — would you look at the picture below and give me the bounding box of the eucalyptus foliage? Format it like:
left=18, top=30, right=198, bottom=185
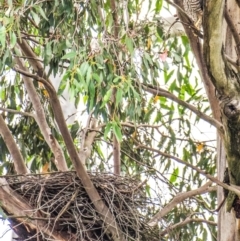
left=0, top=0, right=217, bottom=240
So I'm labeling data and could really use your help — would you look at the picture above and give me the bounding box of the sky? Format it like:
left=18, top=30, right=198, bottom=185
left=0, top=220, right=12, bottom=241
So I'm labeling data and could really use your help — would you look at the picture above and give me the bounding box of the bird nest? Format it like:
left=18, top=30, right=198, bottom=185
left=4, top=171, right=160, bottom=241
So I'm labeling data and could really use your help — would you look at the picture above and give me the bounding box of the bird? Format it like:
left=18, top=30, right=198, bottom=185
left=183, top=0, right=203, bottom=28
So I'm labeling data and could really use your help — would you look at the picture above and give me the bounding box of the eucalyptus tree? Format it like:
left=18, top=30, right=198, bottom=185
left=0, top=0, right=237, bottom=240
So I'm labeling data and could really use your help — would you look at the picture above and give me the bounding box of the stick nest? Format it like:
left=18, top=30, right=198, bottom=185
left=5, top=172, right=160, bottom=241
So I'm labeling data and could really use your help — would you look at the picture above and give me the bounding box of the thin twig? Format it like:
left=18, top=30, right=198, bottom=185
left=0, top=107, right=35, bottom=118
left=141, top=83, right=224, bottom=134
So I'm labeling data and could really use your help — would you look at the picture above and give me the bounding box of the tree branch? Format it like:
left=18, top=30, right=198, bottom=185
left=159, top=216, right=217, bottom=236
left=14, top=57, right=68, bottom=172
left=79, top=117, right=100, bottom=166
left=0, top=115, right=28, bottom=174
left=135, top=142, right=240, bottom=197
left=13, top=62, right=126, bottom=241
left=203, top=1, right=233, bottom=93
left=109, top=0, right=121, bottom=175
left=0, top=178, right=69, bottom=240
left=174, top=0, right=222, bottom=124
left=224, top=7, right=240, bottom=62
left=148, top=181, right=213, bottom=226
left=141, top=83, right=224, bottom=134
left=0, top=107, right=35, bottom=118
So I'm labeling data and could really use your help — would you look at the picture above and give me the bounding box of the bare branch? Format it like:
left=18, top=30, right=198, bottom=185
left=13, top=57, right=68, bottom=172
left=159, top=216, right=217, bottom=236
left=224, top=8, right=240, bottom=62
left=109, top=0, right=121, bottom=175
left=0, top=115, right=28, bottom=174
left=141, top=83, right=224, bottom=134
left=148, top=181, right=213, bottom=226
left=0, top=107, right=35, bottom=118
left=135, top=142, right=240, bottom=197
left=113, top=135, right=121, bottom=175
left=110, top=0, right=119, bottom=38
left=79, top=117, right=100, bottom=166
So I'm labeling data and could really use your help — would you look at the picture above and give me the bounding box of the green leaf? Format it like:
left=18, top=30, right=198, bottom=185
left=61, top=51, right=77, bottom=60
left=101, top=88, right=112, bottom=108
left=80, top=62, right=89, bottom=76
left=0, top=26, right=6, bottom=49
left=86, top=66, right=92, bottom=85
left=33, top=5, right=48, bottom=21
left=155, top=0, right=163, bottom=13
left=0, top=204, right=7, bottom=219
left=88, top=80, right=95, bottom=110
left=112, top=121, right=122, bottom=142
left=44, top=41, right=52, bottom=65
left=30, top=10, right=40, bottom=25
left=9, top=31, right=16, bottom=49
left=115, top=88, right=123, bottom=107
left=92, top=73, right=101, bottom=84
left=104, top=122, right=112, bottom=139
left=145, top=184, right=151, bottom=197
left=125, top=36, right=134, bottom=55
left=170, top=167, right=179, bottom=184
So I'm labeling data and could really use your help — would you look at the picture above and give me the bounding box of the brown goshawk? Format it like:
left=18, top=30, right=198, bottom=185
left=183, top=0, right=203, bottom=27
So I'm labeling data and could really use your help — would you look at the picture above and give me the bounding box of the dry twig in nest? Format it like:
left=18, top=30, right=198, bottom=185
left=3, top=171, right=160, bottom=241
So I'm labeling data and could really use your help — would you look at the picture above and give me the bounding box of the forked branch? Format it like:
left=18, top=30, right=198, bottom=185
left=14, top=57, right=68, bottom=172
left=13, top=64, right=126, bottom=241
left=148, top=181, right=215, bottom=226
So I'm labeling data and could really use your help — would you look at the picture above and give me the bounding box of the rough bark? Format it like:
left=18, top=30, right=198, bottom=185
left=203, top=0, right=240, bottom=239
left=173, top=0, right=240, bottom=239
left=173, top=0, right=221, bottom=123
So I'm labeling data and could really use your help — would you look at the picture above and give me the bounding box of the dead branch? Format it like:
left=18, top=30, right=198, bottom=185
left=79, top=115, right=100, bottom=166
left=148, top=181, right=213, bottom=226
left=0, top=107, right=35, bottom=118
left=159, top=216, right=217, bottom=236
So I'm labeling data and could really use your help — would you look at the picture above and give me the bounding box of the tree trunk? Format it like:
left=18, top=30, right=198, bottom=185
left=217, top=0, right=240, bottom=241
left=203, top=0, right=240, bottom=240
left=217, top=136, right=236, bottom=241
